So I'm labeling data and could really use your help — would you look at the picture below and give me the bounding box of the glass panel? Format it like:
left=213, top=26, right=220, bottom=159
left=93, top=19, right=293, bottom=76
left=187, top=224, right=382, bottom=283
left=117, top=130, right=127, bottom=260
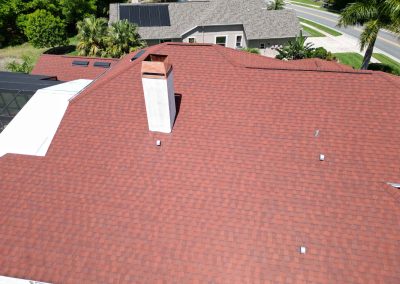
left=0, top=89, right=19, bottom=108
left=216, top=36, right=226, bottom=47
left=236, top=36, right=242, bottom=47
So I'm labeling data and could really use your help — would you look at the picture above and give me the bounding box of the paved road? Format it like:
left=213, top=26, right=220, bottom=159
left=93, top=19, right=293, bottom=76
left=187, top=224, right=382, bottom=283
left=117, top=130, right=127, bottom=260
left=289, top=4, right=400, bottom=61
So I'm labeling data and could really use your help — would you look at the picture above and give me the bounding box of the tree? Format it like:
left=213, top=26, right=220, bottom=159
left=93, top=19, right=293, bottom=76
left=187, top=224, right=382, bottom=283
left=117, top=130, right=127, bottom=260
left=275, top=32, right=315, bottom=60
left=104, top=20, right=146, bottom=58
left=338, top=0, right=400, bottom=69
left=22, top=9, right=68, bottom=48
left=1, top=0, right=64, bottom=46
left=268, top=0, right=285, bottom=10
left=60, top=0, right=96, bottom=31
left=76, top=16, right=108, bottom=57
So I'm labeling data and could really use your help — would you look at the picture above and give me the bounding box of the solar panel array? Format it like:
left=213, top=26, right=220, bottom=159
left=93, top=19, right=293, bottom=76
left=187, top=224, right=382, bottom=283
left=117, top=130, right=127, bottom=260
left=119, top=5, right=171, bottom=27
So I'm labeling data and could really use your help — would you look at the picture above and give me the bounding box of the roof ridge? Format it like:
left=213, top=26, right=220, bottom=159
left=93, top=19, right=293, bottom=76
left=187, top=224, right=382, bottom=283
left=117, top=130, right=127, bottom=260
left=40, top=54, right=119, bottom=61
left=69, top=44, right=167, bottom=105
left=245, top=65, right=374, bottom=74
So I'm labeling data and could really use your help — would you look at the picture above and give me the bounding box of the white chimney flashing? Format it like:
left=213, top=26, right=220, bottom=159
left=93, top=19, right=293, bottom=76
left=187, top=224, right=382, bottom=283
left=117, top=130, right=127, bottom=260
left=141, top=55, right=176, bottom=133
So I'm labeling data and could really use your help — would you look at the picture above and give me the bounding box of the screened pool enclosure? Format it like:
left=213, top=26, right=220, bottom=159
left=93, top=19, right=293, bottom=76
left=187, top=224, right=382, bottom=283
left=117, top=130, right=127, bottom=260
left=0, top=72, right=62, bottom=132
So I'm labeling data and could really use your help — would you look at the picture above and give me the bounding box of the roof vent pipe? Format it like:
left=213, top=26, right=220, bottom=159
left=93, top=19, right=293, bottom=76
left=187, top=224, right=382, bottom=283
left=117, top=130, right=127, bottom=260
left=141, top=54, right=176, bottom=133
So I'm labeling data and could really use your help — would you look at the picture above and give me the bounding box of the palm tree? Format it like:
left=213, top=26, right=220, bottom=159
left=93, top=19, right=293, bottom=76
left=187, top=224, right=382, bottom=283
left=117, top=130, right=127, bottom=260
left=268, top=0, right=285, bottom=10
left=76, top=16, right=108, bottom=57
left=338, top=0, right=399, bottom=70
left=276, top=31, right=315, bottom=60
left=104, top=20, right=146, bottom=58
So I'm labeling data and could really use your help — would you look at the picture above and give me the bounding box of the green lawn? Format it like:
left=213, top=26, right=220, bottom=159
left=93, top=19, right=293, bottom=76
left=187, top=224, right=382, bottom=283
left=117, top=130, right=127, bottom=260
left=0, top=36, right=78, bottom=71
left=291, top=1, right=328, bottom=11
left=291, top=0, right=323, bottom=6
left=372, top=53, right=400, bottom=75
left=334, top=52, right=363, bottom=69
left=298, top=17, right=342, bottom=36
left=301, top=24, right=325, bottom=37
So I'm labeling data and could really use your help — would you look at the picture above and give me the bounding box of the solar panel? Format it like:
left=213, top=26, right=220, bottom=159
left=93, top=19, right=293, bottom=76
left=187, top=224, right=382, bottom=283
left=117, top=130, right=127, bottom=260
left=131, top=50, right=146, bottom=61
left=119, top=5, right=171, bottom=27
left=72, top=60, right=89, bottom=67
left=94, top=62, right=111, bottom=68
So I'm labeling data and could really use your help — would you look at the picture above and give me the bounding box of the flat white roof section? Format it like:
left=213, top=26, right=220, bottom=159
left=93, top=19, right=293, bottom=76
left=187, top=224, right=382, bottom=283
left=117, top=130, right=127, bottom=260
left=0, top=79, right=92, bottom=157
left=0, top=275, right=51, bottom=284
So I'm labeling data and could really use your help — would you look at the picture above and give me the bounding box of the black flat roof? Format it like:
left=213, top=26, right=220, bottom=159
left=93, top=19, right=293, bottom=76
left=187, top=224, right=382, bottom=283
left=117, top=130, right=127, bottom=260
left=0, top=71, right=63, bottom=91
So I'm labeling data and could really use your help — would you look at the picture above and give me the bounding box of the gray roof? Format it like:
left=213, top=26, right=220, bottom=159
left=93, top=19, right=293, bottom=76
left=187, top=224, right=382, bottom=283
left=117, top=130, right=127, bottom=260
left=117, top=0, right=300, bottom=40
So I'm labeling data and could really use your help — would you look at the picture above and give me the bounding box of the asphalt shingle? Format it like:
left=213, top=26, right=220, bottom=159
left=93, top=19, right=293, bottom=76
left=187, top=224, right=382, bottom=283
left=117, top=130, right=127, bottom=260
left=0, top=43, right=399, bottom=283
left=118, top=0, right=301, bottom=40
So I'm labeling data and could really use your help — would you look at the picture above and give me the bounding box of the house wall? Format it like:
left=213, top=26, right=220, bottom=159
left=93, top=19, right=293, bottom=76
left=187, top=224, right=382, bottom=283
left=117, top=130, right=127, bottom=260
left=248, top=37, right=295, bottom=56
left=181, top=25, right=247, bottom=49
left=109, top=3, right=119, bottom=24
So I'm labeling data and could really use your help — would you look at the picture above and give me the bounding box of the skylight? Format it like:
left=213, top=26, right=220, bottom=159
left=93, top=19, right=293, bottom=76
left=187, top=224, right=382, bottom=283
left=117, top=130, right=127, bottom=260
left=93, top=62, right=111, bottom=68
left=72, top=60, right=89, bottom=67
left=131, top=49, right=146, bottom=61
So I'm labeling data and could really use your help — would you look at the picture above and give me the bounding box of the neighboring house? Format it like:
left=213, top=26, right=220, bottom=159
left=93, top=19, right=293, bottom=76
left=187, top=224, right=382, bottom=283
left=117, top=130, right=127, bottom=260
left=109, top=0, right=300, bottom=54
left=0, top=42, right=399, bottom=283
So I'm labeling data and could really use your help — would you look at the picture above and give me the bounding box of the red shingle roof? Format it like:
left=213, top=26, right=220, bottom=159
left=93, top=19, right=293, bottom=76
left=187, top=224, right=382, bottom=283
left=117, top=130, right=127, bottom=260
left=31, top=54, right=119, bottom=81
left=1, top=43, right=400, bottom=283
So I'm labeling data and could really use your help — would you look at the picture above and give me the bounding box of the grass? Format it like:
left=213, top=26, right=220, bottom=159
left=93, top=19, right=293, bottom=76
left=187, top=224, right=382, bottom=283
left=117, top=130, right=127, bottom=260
left=291, top=0, right=323, bottom=6
left=301, top=24, right=325, bottom=37
left=334, top=52, right=364, bottom=69
left=298, top=17, right=342, bottom=36
left=0, top=36, right=78, bottom=71
left=291, top=1, right=328, bottom=11
left=0, top=43, right=46, bottom=71
left=0, top=43, right=46, bottom=61
left=372, top=53, right=400, bottom=74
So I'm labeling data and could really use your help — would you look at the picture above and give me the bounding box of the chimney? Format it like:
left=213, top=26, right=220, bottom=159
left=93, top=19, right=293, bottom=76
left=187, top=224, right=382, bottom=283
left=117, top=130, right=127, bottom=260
left=141, top=54, right=176, bottom=133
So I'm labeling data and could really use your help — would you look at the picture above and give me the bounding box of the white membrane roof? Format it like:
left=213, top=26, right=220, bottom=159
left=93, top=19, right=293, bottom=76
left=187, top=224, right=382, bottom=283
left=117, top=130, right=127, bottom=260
left=0, top=79, right=92, bottom=157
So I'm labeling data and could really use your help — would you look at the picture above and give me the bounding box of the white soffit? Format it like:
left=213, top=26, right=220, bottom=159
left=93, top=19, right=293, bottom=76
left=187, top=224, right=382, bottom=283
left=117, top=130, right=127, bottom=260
left=0, top=275, right=51, bottom=284
left=0, top=79, right=92, bottom=157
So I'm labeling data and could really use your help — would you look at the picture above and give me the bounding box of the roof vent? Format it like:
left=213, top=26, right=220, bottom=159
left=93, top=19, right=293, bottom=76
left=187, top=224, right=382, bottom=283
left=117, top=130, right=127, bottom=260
left=319, top=154, right=325, bottom=161
left=156, top=140, right=161, bottom=146
left=93, top=61, right=111, bottom=68
left=72, top=60, right=89, bottom=67
left=300, top=246, right=307, bottom=254
left=141, top=54, right=176, bottom=133
left=314, top=129, right=320, bottom=137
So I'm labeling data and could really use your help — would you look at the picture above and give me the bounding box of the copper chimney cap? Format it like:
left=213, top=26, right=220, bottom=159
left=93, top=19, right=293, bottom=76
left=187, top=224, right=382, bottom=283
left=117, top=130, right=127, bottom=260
left=141, top=54, right=172, bottom=79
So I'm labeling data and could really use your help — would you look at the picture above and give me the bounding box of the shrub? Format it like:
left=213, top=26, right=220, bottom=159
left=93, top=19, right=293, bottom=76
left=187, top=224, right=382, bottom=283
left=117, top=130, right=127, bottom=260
left=276, top=32, right=314, bottom=60
left=6, top=55, right=34, bottom=73
left=23, top=10, right=68, bottom=48
left=368, top=63, right=400, bottom=75
left=241, top=48, right=260, bottom=54
left=312, top=47, right=336, bottom=60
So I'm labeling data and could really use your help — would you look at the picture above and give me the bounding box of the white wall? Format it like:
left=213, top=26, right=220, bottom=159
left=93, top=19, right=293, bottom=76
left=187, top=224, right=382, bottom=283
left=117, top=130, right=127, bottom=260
left=182, top=25, right=247, bottom=49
